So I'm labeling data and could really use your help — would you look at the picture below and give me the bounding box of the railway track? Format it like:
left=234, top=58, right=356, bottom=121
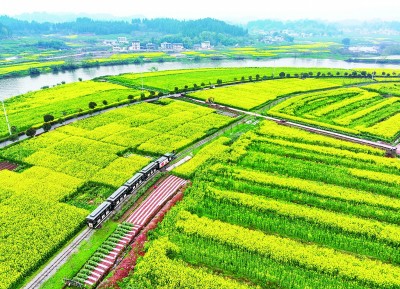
left=23, top=228, right=93, bottom=289
left=186, top=97, right=398, bottom=154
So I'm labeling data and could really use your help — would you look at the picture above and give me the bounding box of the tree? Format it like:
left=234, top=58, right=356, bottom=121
left=128, top=95, right=134, bottom=100
left=43, top=123, right=52, bottom=132
left=279, top=72, right=285, bottom=78
left=88, top=102, right=97, bottom=109
left=342, top=38, right=351, bottom=47
left=316, top=72, right=321, bottom=77
left=158, top=91, right=164, bottom=97
left=10, top=126, right=18, bottom=141
left=26, top=127, right=36, bottom=137
left=43, top=114, right=54, bottom=123
left=194, top=83, right=198, bottom=89
left=336, top=72, right=341, bottom=76
left=217, top=79, right=223, bottom=85
left=102, top=100, right=108, bottom=105
left=241, top=76, right=245, bottom=82
left=256, top=74, right=260, bottom=81
left=29, top=68, right=40, bottom=76
left=174, top=87, right=179, bottom=93
left=140, top=93, right=146, bottom=100
left=286, top=73, right=291, bottom=78
left=9, top=133, right=19, bottom=142
left=10, top=126, right=17, bottom=134
left=150, top=91, right=156, bottom=96
left=360, top=71, right=367, bottom=77
left=248, top=76, right=253, bottom=82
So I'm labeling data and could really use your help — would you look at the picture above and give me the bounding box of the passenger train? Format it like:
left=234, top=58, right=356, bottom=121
left=86, top=152, right=175, bottom=228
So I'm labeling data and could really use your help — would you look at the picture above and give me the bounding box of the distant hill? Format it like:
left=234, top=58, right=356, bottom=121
left=0, top=15, right=247, bottom=37
left=13, top=12, right=141, bottom=23
left=0, top=22, right=10, bottom=38
left=247, top=19, right=400, bottom=36
left=247, top=19, right=340, bottom=36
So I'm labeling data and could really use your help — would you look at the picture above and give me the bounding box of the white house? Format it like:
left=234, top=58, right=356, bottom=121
left=130, top=41, right=141, bottom=51
left=201, top=41, right=211, bottom=49
left=117, top=37, right=129, bottom=44
left=103, top=40, right=117, bottom=46
left=146, top=43, right=157, bottom=50
left=160, top=42, right=173, bottom=50
left=172, top=43, right=184, bottom=51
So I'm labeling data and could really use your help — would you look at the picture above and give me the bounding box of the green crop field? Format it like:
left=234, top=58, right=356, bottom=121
left=189, top=77, right=373, bottom=110
left=1, top=66, right=400, bottom=289
left=0, top=61, right=66, bottom=77
left=105, top=67, right=355, bottom=91
left=0, top=99, right=233, bottom=289
left=0, top=80, right=145, bottom=138
left=121, top=120, right=400, bottom=289
left=267, top=86, right=400, bottom=141
left=363, top=82, right=400, bottom=96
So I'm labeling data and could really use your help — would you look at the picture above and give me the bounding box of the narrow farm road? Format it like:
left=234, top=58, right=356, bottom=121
left=185, top=97, right=398, bottom=155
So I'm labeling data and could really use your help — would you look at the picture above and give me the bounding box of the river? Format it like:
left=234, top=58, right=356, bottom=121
left=1, top=58, right=400, bottom=99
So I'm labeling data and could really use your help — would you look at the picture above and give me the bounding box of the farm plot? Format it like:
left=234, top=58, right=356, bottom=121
left=0, top=99, right=232, bottom=289
left=267, top=86, right=400, bottom=141
left=363, top=82, right=400, bottom=96
left=105, top=67, right=355, bottom=92
left=0, top=80, right=144, bottom=137
left=120, top=120, right=400, bottom=289
left=189, top=78, right=367, bottom=110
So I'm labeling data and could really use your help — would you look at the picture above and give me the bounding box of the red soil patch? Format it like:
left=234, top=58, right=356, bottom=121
left=0, top=161, right=18, bottom=171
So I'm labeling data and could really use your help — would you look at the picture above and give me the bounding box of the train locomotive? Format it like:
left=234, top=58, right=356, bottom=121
left=86, top=152, right=175, bottom=228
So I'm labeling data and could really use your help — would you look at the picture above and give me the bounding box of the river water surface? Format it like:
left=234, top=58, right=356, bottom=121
left=1, top=58, right=400, bottom=99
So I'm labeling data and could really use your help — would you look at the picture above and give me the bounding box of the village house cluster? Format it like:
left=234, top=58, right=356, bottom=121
left=103, top=37, right=212, bottom=52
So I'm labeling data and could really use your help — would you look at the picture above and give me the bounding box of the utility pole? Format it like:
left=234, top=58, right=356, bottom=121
left=1, top=98, right=11, bottom=135
left=141, top=71, right=144, bottom=90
